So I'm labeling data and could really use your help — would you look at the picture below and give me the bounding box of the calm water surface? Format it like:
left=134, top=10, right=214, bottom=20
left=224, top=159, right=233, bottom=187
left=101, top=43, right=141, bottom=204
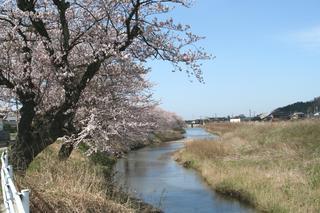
left=114, top=128, right=254, bottom=213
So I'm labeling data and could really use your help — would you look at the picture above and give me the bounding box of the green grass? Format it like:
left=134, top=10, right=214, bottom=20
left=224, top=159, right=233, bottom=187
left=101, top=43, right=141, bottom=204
left=175, top=120, right=320, bottom=213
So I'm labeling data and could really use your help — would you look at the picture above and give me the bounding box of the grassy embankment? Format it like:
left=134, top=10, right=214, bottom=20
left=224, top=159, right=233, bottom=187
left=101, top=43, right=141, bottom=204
left=15, top=142, right=161, bottom=213
left=0, top=126, right=183, bottom=212
left=152, top=128, right=185, bottom=142
left=175, top=121, right=320, bottom=212
left=117, top=129, right=185, bottom=152
left=10, top=129, right=184, bottom=212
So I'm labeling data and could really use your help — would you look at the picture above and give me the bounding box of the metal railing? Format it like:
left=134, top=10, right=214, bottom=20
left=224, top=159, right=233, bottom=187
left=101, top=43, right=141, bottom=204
left=1, top=150, right=29, bottom=213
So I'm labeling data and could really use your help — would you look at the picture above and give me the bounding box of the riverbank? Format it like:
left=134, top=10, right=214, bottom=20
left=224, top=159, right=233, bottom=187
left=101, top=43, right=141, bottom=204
left=111, top=129, right=185, bottom=155
left=16, top=142, right=162, bottom=212
left=175, top=121, right=320, bottom=212
left=14, top=129, right=184, bottom=212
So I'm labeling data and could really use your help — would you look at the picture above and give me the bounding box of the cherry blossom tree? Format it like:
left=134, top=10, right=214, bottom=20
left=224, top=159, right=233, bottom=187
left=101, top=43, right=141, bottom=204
left=0, top=0, right=209, bottom=171
left=152, top=107, right=185, bottom=131
left=60, top=60, right=158, bottom=158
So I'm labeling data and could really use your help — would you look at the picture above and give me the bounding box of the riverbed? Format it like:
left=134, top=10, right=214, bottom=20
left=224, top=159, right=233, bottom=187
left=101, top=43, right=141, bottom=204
left=114, top=128, right=255, bottom=213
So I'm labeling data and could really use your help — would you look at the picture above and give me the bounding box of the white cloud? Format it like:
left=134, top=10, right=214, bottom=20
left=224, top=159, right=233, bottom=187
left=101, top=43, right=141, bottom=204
left=290, top=26, right=320, bottom=49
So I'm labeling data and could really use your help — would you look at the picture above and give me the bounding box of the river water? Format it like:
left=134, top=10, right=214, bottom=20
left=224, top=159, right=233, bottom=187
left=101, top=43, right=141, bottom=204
left=114, top=128, right=254, bottom=213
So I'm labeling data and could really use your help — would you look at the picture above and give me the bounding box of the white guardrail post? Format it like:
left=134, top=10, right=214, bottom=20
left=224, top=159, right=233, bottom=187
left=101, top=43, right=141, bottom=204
left=1, top=150, right=30, bottom=213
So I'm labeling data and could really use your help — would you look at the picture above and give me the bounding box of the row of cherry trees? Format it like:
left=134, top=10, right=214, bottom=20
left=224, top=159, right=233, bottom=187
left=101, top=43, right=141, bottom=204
left=0, top=0, right=208, bottom=171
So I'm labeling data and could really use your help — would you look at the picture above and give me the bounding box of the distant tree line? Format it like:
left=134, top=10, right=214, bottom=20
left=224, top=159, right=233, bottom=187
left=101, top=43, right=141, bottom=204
left=273, top=97, right=320, bottom=115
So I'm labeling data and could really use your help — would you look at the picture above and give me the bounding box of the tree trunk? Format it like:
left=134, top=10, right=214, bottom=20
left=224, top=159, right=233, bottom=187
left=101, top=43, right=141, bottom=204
left=10, top=107, right=74, bottom=172
left=10, top=130, right=53, bottom=172
left=58, top=142, right=74, bottom=160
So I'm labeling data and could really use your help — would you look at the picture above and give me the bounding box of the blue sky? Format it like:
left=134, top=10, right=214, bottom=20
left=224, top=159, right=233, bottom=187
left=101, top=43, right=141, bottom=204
left=147, top=0, right=320, bottom=120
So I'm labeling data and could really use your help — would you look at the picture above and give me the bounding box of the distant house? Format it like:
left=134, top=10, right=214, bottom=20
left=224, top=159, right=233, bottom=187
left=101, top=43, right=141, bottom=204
left=4, top=111, right=18, bottom=128
left=230, top=114, right=247, bottom=123
left=269, top=111, right=291, bottom=121
left=230, top=118, right=241, bottom=123
left=256, top=113, right=267, bottom=120
left=251, top=116, right=261, bottom=121
left=0, top=114, right=9, bottom=143
left=291, top=112, right=305, bottom=120
left=0, top=131, right=9, bottom=142
left=208, top=117, right=229, bottom=123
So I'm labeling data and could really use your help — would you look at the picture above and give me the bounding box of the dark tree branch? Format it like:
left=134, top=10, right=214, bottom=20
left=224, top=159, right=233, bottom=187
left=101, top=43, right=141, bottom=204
left=17, top=0, right=50, bottom=39
left=69, top=18, right=104, bottom=51
left=16, top=0, right=55, bottom=58
left=52, top=0, right=70, bottom=52
left=119, top=0, right=142, bottom=51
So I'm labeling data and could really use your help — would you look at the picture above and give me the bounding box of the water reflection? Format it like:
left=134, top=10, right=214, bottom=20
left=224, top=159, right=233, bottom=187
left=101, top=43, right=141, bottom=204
left=115, top=128, right=254, bottom=213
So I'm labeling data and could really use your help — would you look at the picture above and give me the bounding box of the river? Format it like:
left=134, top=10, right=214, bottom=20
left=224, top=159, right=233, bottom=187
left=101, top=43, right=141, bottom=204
left=114, top=128, right=255, bottom=213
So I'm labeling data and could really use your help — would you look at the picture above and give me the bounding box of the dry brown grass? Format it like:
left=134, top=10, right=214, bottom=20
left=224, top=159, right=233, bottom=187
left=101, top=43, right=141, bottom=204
left=184, top=140, right=233, bottom=160
left=16, top=143, right=139, bottom=213
left=204, top=122, right=243, bottom=136
left=175, top=120, right=320, bottom=213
